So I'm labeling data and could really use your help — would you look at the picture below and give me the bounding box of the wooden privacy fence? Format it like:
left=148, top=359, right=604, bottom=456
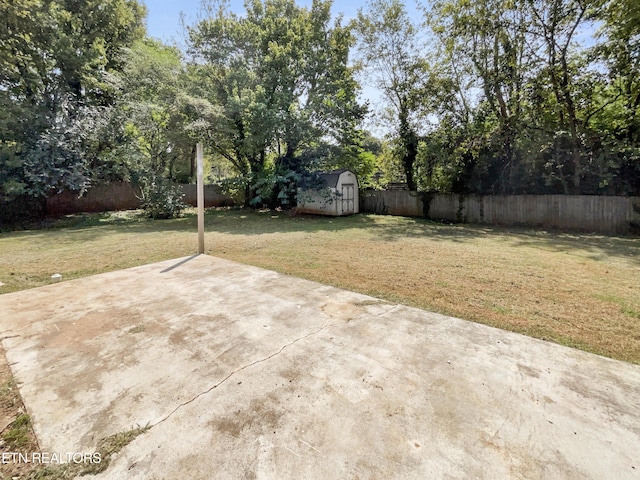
left=361, top=190, right=640, bottom=234
left=46, top=182, right=234, bottom=216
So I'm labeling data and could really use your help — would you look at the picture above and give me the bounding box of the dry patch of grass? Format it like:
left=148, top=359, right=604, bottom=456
left=1, top=353, right=40, bottom=479
left=22, top=425, right=149, bottom=479
left=1, top=208, right=638, bottom=363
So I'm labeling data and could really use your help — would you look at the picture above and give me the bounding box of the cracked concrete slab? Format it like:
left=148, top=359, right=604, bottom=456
left=0, top=254, right=639, bottom=479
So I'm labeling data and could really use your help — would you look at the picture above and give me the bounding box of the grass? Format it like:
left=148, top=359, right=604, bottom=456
left=0, top=207, right=639, bottom=363
left=1, top=353, right=40, bottom=480
left=24, top=425, right=149, bottom=479
left=2, top=414, right=32, bottom=449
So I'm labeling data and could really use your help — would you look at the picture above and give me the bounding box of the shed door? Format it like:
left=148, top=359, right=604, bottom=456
left=341, top=183, right=355, bottom=215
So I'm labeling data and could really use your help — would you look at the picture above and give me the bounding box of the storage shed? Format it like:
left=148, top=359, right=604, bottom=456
left=296, top=169, right=359, bottom=216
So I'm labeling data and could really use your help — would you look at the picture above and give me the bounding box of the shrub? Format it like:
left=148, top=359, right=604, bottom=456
left=137, top=173, right=186, bottom=219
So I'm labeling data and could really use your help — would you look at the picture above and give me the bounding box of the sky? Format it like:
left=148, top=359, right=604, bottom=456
left=143, top=0, right=597, bottom=51
left=143, top=0, right=383, bottom=44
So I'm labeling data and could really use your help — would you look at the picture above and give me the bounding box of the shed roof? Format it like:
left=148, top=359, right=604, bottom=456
left=316, top=169, right=351, bottom=188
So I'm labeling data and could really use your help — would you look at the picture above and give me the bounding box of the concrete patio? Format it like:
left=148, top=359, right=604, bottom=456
left=0, top=255, right=638, bottom=479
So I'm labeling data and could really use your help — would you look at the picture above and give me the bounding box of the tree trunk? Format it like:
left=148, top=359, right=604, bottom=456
left=559, top=55, right=582, bottom=192
left=189, top=144, right=196, bottom=180
left=399, top=105, right=417, bottom=191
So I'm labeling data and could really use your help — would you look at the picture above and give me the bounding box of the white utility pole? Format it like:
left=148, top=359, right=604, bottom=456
left=196, top=142, right=205, bottom=254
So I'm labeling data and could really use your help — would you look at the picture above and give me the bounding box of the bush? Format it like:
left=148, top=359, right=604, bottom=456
left=137, top=173, right=186, bottom=219
left=0, top=195, right=46, bottom=229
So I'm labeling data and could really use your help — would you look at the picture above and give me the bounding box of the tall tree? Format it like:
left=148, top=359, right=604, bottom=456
left=353, top=0, right=430, bottom=191
left=0, top=0, right=145, bottom=205
left=120, top=39, right=193, bottom=180
left=428, top=0, right=535, bottom=193
left=423, top=0, right=640, bottom=195
left=595, top=0, right=640, bottom=144
left=524, top=0, right=594, bottom=192
left=587, top=0, right=640, bottom=194
left=187, top=0, right=365, bottom=204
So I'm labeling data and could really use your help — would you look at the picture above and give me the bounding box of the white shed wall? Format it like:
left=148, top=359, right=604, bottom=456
left=296, top=170, right=359, bottom=216
left=296, top=187, right=339, bottom=215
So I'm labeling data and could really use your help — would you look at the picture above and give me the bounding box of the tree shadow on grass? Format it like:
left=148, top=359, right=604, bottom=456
left=507, top=230, right=640, bottom=264
left=3, top=208, right=638, bottom=265
left=355, top=214, right=640, bottom=265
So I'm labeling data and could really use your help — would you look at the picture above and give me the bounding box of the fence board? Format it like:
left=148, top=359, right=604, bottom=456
left=46, top=183, right=234, bottom=216
left=361, top=190, right=640, bottom=234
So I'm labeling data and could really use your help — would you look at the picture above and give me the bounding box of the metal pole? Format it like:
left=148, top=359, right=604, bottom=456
left=197, top=142, right=205, bottom=254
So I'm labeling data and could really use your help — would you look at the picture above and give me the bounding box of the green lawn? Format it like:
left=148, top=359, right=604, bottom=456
left=1, top=208, right=639, bottom=363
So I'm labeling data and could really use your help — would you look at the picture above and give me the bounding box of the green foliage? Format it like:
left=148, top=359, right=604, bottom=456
left=120, top=39, right=197, bottom=183
left=187, top=0, right=366, bottom=206
left=218, top=176, right=249, bottom=205
left=374, top=140, right=406, bottom=186
left=116, top=39, right=203, bottom=218
left=2, top=414, right=31, bottom=449
left=353, top=0, right=431, bottom=190
left=2, top=0, right=638, bottom=209
left=0, top=0, right=146, bottom=210
left=250, top=169, right=301, bottom=207
left=136, top=171, right=187, bottom=219
left=412, top=0, right=640, bottom=196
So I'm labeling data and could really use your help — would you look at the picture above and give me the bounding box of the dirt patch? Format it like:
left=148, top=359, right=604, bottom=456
left=321, top=301, right=364, bottom=321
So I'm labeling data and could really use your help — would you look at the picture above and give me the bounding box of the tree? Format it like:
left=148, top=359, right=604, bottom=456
left=115, top=39, right=198, bottom=218
left=0, top=0, right=145, bottom=208
left=187, top=0, right=366, bottom=205
left=589, top=0, right=640, bottom=194
left=524, top=0, right=594, bottom=192
left=353, top=0, right=431, bottom=191
left=423, top=0, right=640, bottom=195
left=120, top=40, right=194, bottom=179
left=428, top=0, right=539, bottom=194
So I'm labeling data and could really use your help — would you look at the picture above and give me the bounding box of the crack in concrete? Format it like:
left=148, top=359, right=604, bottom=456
left=0, top=335, right=20, bottom=341
left=376, top=305, right=401, bottom=317
left=152, top=322, right=339, bottom=428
